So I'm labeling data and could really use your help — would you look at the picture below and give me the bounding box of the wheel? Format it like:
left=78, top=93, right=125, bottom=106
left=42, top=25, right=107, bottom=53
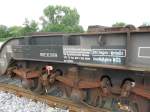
left=21, top=78, right=39, bottom=90
left=86, top=88, right=103, bottom=107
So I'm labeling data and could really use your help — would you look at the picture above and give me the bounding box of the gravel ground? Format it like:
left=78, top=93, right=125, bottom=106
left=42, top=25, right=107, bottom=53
left=0, top=91, right=68, bottom=112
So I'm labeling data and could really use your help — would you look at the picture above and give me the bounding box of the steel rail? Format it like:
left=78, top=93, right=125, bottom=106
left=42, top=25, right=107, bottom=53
left=0, top=83, right=110, bottom=112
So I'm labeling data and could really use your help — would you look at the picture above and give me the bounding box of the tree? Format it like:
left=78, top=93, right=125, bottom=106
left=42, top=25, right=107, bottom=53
left=8, top=26, right=24, bottom=37
left=43, top=23, right=83, bottom=33
left=41, top=5, right=84, bottom=33
left=22, top=19, right=39, bottom=35
left=0, top=25, right=9, bottom=38
left=112, top=22, right=126, bottom=27
left=8, top=19, right=39, bottom=37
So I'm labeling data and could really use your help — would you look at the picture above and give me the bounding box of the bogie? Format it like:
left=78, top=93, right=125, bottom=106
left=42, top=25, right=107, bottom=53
left=5, top=60, right=149, bottom=112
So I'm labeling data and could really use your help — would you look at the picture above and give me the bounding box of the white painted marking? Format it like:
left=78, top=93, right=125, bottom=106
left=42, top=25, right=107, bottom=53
left=138, top=47, right=150, bottom=58
left=92, top=49, right=126, bottom=57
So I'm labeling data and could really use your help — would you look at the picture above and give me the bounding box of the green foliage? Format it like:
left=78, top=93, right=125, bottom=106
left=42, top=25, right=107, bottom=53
left=43, top=24, right=83, bottom=33
left=0, top=5, right=83, bottom=41
left=8, top=26, right=24, bottom=37
left=112, top=22, right=126, bottom=27
left=43, top=5, right=79, bottom=25
left=0, top=19, right=39, bottom=41
left=9, top=19, right=39, bottom=37
left=0, top=37, right=9, bottom=42
left=41, top=5, right=83, bottom=33
left=0, top=25, right=9, bottom=38
left=22, top=19, right=39, bottom=35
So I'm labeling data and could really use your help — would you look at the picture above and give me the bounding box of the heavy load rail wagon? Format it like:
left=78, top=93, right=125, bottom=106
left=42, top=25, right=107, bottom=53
left=0, top=26, right=150, bottom=112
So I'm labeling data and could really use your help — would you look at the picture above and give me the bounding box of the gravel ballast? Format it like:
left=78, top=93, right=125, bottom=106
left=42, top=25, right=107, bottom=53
left=0, top=91, right=68, bottom=112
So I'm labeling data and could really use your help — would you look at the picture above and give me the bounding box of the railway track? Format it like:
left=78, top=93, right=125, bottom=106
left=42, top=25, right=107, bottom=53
left=0, top=77, right=110, bottom=112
